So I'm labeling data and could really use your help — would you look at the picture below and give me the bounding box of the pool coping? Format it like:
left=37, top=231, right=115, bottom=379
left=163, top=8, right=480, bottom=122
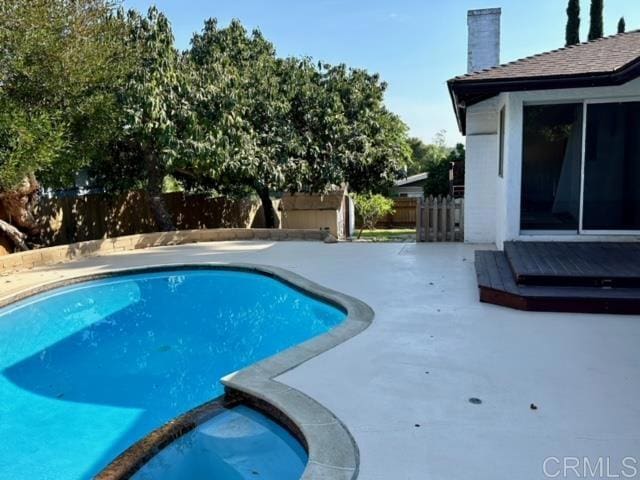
left=0, top=263, right=374, bottom=480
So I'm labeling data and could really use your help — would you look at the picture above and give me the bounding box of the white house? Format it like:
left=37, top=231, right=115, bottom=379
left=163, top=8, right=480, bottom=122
left=449, top=8, right=640, bottom=247
left=394, top=172, right=428, bottom=198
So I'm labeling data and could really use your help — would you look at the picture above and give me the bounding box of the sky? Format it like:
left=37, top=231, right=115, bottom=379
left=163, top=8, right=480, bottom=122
left=124, top=0, right=639, bottom=146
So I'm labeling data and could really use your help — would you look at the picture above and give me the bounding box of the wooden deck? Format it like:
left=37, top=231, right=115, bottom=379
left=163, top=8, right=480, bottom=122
left=475, top=242, right=640, bottom=314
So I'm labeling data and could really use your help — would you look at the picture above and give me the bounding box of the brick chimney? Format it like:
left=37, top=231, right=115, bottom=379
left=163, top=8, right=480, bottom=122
left=467, top=8, right=501, bottom=74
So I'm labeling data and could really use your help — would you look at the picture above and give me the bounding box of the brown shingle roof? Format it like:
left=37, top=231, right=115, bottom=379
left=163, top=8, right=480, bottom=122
left=453, top=30, right=640, bottom=83
left=449, top=31, right=640, bottom=134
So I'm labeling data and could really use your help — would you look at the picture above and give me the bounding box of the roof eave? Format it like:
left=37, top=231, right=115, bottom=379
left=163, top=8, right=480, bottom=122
left=447, top=79, right=467, bottom=135
left=448, top=57, right=640, bottom=136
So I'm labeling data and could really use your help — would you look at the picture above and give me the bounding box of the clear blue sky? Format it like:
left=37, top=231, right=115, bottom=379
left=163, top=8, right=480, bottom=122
left=124, top=0, right=638, bottom=146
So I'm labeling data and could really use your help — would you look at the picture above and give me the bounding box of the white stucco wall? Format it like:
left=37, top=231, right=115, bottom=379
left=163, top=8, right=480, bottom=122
left=464, top=77, right=640, bottom=247
left=464, top=95, right=503, bottom=243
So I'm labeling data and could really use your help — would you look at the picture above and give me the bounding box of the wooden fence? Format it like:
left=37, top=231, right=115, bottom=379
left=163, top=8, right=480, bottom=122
left=416, top=196, right=464, bottom=242
left=374, top=198, right=418, bottom=228
left=33, top=191, right=278, bottom=247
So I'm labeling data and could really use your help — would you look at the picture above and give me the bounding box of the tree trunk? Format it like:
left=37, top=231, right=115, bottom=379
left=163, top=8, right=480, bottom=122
left=257, top=187, right=276, bottom=229
left=0, top=174, right=41, bottom=234
left=144, top=150, right=174, bottom=232
left=0, top=174, right=42, bottom=251
left=149, top=194, right=174, bottom=232
left=0, top=219, right=28, bottom=251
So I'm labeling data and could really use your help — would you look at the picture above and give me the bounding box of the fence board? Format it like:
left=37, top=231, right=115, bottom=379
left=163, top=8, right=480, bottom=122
left=34, top=191, right=275, bottom=246
left=417, top=196, right=464, bottom=242
left=373, top=198, right=418, bottom=228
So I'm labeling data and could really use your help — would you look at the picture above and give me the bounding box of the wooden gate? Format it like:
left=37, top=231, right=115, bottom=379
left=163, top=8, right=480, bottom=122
left=416, top=196, right=464, bottom=242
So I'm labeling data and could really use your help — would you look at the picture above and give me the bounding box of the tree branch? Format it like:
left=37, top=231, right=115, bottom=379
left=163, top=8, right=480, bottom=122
left=0, top=219, right=29, bottom=251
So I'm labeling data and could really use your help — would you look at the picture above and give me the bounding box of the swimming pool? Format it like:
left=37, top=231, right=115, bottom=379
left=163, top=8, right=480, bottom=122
left=0, top=268, right=346, bottom=479
left=132, top=405, right=308, bottom=480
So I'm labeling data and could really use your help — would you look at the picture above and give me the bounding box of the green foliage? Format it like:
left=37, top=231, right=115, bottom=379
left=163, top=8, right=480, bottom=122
left=406, top=132, right=449, bottom=176
left=0, top=2, right=412, bottom=234
left=447, top=143, right=466, bottom=185
left=352, top=193, right=395, bottom=237
left=162, top=175, right=184, bottom=193
left=423, top=161, right=451, bottom=197
left=182, top=18, right=410, bottom=227
left=120, top=8, right=182, bottom=183
left=186, top=19, right=292, bottom=196
left=588, top=0, right=604, bottom=41
left=186, top=21, right=410, bottom=198
left=0, top=102, right=65, bottom=190
left=117, top=7, right=190, bottom=229
left=448, top=143, right=465, bottom=164
left=0, top=0, right=129, bottom=190
left=319, top=64, right=411, bottom=194
left=421, top=142, right=464, bottom=197
left=566, top=0, right=581, bottom=46
left=618, top=17, right=626, bottom=34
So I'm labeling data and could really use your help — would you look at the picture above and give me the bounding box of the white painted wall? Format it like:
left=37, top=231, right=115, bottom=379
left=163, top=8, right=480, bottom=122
left=464, top=95, right=502, bottom=243
left=464, top=76, right=640, bottom=247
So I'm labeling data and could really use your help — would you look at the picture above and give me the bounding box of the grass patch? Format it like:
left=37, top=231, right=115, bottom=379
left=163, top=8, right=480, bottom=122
left=355, top=229, right=416, bottom=242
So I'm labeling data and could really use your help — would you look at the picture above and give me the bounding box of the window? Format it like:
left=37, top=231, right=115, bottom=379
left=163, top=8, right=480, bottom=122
left=520, top=104, right=583, bottom=231
left=498, top=107, right=505, bottom=177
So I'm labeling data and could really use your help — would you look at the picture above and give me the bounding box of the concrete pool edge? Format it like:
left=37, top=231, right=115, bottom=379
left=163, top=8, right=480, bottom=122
left=222, top=264, right=374, bottom=480
left=0, top=262, right=374, bottom=480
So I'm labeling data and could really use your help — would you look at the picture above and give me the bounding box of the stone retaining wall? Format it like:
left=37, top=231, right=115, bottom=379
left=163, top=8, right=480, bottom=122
left=0, top=228, right=328, bottom=275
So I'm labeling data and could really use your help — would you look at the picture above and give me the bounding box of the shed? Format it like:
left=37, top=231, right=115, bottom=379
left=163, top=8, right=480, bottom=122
left=279, top=189, right=351, bottom=239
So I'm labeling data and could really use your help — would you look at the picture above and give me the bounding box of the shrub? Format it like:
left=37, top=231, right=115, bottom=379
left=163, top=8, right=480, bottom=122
left=353, top=193, right=395, bottom=238
left=423, top=160, right=451, bottom=197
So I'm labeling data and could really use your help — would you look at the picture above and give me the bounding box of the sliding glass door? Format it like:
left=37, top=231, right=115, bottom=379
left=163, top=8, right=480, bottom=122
left=520, top=104, right=583, bottom=231
left=582, top=101, right=640, bottom=231
left=520, top=100, right=640, bottom=234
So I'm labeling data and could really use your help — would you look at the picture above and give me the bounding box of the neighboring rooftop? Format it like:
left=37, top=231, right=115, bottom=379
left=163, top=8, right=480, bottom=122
left=449, top=30, right=640, bottom=133
left=395, top=172, right=428, bottom=187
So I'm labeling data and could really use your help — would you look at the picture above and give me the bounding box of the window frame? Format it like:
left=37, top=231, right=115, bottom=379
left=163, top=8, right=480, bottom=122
left=517, top=96, right=640, bottom=235
left=498, top=107, right=505, bottom=178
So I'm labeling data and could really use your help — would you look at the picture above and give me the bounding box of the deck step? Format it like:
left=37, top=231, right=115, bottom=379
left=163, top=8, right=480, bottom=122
left=503, top=241, right=640, bottom=288
left=475, top=250, right=640, bottom=314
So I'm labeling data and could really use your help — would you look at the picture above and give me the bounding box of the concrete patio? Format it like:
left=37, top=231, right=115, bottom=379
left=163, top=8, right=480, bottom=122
left=2, top=241, right=639, bottom=479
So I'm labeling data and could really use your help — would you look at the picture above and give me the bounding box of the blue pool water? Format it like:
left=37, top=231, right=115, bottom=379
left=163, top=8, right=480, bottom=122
left=132, top=405, right=308, bottom=480
left=0, top=269, right=345, bottom=480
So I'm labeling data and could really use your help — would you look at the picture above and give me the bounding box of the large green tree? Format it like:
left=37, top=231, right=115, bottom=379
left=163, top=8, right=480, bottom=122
left=566, top=0, right=581, bottom=46
left=618, top=17, right=626, bottom=33
left=186, top=19, right=293, bottom=227
left=117, top=7, right=185, bottom=231
left=588, top=0, right=604, bottom=41
left=184, top=19, right=410, bottom=226
left=320, top=64, right=410, bottom=195
left=0, top=0, right=127, bottom=249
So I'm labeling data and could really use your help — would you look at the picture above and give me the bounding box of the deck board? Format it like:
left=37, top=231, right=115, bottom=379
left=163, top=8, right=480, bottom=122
left=475, top=244, right=640, bottom=314
left=504, top=241, right=640, bottom=287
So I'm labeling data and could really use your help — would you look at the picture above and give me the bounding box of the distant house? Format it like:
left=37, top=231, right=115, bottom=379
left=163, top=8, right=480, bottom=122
left=449, top=8, right=640, bottom=247
left=394, top=173, right=428, bottom=198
